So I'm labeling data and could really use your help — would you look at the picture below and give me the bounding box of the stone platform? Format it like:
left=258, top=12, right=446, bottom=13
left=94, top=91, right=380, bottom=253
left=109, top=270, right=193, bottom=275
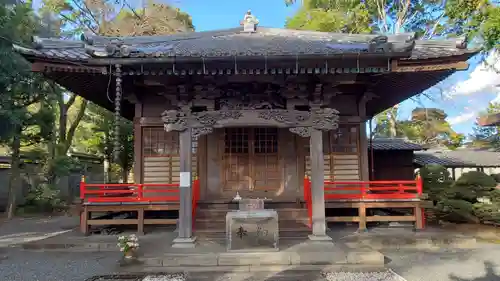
left=136, top=240, right=384, bottom=270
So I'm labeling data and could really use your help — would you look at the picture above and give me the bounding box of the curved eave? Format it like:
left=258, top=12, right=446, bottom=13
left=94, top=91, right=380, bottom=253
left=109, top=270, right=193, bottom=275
left=478, top=113, right=500, bottom=127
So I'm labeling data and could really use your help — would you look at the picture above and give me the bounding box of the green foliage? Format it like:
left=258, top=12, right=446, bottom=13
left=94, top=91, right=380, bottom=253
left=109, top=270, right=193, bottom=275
left=490, top=174, right=500, bottom=183
left=373, top=106, right=461, bottom=147
left=472, top=102, right=500, bottom=151
left=286, top=1, right=372, bottom=33
left=436, top=171, right=499, bottom=223
left=24, top=183, right=67, bottom=213
left=41, top=0, right=195, bottom=37
left=444, top=133, right=466, bottom=150
left=418, top=164, right=453, bottom=203
left=78, top=102, right=133, bottom=182
left=285, top=0, right=499, bottom=51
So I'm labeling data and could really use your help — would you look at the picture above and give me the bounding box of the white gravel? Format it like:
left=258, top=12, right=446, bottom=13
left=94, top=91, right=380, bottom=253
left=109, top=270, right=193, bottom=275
left=142, top=274, right=186, bottom=281
left=323, top=271, right=406, bottom=281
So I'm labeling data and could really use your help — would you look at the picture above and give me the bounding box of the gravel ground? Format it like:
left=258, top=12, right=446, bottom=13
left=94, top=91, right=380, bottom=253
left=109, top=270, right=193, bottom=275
left=2, top=245, right=500, bottom=281
left=0, top=248, right=121, bottom=281
left=385, top=243, right=500, bottom=281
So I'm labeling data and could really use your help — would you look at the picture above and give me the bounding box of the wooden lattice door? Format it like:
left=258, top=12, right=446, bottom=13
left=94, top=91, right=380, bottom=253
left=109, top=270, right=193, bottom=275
left=221, top=128, right=282, bottom=196
left=222, top=128, right=251, bottom=192
left=252, top=128, right=281, bottom=192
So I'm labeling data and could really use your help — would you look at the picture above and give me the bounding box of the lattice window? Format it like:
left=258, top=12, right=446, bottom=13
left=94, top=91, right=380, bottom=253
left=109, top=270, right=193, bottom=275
left=329, top=124, right=359, bottom=154
left=254, top=128, right=278, bottom=154
left=142, top=127, right=197, bottom=184
left=304, top=124, right=360, bottom=181
left=224, top=128, right=249, bottom=154
left=143, top=127, right=179, bottom=156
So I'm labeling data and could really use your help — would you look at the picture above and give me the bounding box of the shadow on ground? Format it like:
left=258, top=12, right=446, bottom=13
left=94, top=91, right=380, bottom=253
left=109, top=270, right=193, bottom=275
left=449, top=261, right=500, bottom=281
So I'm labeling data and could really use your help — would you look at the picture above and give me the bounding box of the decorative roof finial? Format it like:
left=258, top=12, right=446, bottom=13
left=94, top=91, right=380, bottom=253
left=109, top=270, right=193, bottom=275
left=240, top=10, right=259, bottom=32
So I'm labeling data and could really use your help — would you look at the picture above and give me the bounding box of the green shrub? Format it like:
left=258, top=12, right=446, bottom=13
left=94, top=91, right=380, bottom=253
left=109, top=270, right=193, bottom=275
left=490, top=173, right=500, bottom=183
left=436, top=171, right=499, bottom=223
left=23, top=183, right=67, bottom=213
left=418, top=164, right=453, bottom=203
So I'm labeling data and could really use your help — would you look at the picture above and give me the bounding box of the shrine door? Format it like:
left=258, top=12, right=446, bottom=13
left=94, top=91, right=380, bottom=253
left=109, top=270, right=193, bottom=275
left=221, top=127, right=282, bottom=197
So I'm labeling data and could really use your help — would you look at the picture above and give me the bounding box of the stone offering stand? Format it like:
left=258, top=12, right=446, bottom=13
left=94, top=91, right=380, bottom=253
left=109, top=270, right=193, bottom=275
left=226, top=198, right=279, bottom=252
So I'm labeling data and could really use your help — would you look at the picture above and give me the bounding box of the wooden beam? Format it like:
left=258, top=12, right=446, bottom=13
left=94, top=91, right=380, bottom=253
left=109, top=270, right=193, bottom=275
left=32, top=62, right=106, bottom=73
left=392, top=60, right=469, bottom=72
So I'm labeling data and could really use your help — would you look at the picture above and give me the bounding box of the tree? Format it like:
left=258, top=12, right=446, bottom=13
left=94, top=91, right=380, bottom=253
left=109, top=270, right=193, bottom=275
left=471, top=102, right=500, bottom=151
left=41, top=0, right=195, bottom=183
left=410, top=107, right=456, bottom=145
left=285, top=0, right=371, bottom=33
left=436, top=171, right=499, bottom=223
left=285, top=0, right=500, bottom=50
left=0, top=2, right=56, bottom=218
left=41, top=0, right=194, bottom=37
left=77, top=103, right=133, bottom=182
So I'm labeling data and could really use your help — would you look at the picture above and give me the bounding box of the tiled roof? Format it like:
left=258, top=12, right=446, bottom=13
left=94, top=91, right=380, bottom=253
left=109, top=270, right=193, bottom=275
left=414, top=148, right=500, bottom=167
left=12, top=27, right=475, bottom=62
left=369, top=138, right=424, bottom=151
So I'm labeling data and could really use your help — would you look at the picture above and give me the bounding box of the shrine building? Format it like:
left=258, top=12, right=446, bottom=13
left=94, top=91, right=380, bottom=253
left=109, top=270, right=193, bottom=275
left=14, top=15, right=478, bottom=247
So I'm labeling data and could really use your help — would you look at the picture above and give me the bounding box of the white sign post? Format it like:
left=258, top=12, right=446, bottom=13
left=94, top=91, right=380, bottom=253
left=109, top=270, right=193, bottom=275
left=180, top=172, right=191, bottom=187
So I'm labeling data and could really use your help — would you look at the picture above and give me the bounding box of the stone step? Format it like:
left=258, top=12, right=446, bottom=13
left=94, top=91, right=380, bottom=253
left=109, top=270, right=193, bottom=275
left=197, top=201, right=304, bottom=210
left=137, top=249, right=385, bottom=268
left=196, top=208, right=308, bottom=219
left=195, top=220, right=310, bottom=231
left=195, top=228, right=311, bottom=239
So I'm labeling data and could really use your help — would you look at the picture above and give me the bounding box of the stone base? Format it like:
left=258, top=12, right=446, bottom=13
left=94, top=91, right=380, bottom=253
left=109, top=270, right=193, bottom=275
left=308, top=234, right=333, bottom=242
left=136, top=249, right=385, bottom=270
left=171, top=236, right=197, bottom=248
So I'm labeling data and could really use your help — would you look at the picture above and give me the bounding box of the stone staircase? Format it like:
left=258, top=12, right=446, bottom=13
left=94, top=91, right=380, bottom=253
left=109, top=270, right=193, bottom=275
left=194, top=202, right=311, bottom=240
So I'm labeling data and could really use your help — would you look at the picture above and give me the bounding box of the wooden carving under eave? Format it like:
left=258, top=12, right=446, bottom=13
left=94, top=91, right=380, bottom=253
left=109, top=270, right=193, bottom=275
left=31, top=62, right=107, bottom=73
left=392, top=61, right=469, bottom=72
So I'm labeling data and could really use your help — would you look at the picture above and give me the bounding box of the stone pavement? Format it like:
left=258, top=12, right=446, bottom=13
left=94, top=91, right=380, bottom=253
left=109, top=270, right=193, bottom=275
left=0, top=215, right=78, bottom=247
left=86, top=270, right=408, bottom=281
left=2, top=216, right=500, bottom=281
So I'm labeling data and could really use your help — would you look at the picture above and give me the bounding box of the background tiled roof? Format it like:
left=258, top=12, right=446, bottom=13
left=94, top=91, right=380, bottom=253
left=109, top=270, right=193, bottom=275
left=414, top=148, right=500, bottom=167
left=369, top=138, right=424, bottom=151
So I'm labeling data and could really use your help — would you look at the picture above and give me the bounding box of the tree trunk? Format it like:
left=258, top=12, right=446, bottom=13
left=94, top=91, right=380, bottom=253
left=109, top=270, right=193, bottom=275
left=5, top=128, right=22, bottom=219
left=121, top=168, right=129, bottom=184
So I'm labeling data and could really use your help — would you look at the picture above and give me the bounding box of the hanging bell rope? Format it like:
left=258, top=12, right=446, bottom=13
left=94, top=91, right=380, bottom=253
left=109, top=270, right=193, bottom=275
left=113, top=64, right=122, bottom=163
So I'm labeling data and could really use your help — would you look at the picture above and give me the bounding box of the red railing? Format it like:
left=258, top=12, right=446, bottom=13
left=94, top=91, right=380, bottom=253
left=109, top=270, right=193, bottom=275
left=80, top=182, right=180, bottom=203
left=80, top=176, right=201, bottom=225
left=192, top=178, right=200, bottom=229
left=303, top=176, right=312, bottom=228
left=80, top=177, right=201, bottom=204
left=302, top=177, right=424, bottom=229
left=323, top=177, right=423, bottom=200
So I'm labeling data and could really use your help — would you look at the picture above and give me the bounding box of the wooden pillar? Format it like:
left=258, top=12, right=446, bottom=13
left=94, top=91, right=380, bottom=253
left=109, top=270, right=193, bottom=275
left=358, top=96, right=369, bottom=181
left=308, top=128, right=332, bottom=241
left=172, top=128, right=197, bottom=248
left=133, top=103, right=143, bottom=184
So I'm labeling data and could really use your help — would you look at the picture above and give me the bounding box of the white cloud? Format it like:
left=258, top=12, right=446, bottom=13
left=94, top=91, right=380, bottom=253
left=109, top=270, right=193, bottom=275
left=447, top=112, right=476, bottom=125
left=449, top=51, right=500, bottom=98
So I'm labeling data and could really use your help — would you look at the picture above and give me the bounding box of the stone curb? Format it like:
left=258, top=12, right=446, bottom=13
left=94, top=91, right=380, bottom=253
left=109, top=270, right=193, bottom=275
left=343, top=236, right=477, bottom=250
left=19, top=242, right=118, bottom=252
left=120, top=264, right=386, bottom=273
left=138, top=250, right=385, bottom=267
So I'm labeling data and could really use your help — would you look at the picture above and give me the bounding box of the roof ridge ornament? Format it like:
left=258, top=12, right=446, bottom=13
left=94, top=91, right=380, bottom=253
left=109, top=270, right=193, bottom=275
left=241, top=10, right=259, bottom=33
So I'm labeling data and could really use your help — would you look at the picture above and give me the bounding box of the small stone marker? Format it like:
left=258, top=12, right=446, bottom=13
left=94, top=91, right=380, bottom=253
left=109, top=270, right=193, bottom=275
left=226, top=209, right=279, bottom=252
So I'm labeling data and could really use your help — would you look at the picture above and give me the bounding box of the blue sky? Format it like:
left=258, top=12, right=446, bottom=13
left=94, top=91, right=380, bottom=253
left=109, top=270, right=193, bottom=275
left=33, top=0, right=500, bottom=136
